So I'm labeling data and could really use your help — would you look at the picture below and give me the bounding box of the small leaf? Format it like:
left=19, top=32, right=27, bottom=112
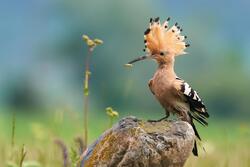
left=70, top=147, right=79, bottom=167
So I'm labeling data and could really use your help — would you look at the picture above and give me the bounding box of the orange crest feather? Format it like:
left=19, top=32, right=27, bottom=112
left=144, top=17, right=189, bottom=56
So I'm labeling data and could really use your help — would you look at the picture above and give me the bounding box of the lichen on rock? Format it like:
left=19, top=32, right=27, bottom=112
left=83, top=116, right=195, bottom=167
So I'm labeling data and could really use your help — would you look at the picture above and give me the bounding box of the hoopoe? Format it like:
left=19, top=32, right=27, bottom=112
left=127, top=17, right=209, bottom=156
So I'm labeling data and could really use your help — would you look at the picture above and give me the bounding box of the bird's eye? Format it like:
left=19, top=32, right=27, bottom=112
left=160, top=52, right=164, bottom=56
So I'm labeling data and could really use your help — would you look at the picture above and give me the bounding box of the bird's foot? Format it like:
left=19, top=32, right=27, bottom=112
left=147, top=116, right=168, bottom=122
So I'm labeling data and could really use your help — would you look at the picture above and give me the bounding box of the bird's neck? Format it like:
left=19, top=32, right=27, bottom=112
left=158, top=57, right=176, bottom=77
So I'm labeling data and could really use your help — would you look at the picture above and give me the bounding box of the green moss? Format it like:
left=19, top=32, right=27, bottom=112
left=84, top=131, right=123, bottom=166
left=138, top=120, right=170, bottom=133
left=127, top=127, right=137, bottom=136
left=85, top=120, right=171, bottom=166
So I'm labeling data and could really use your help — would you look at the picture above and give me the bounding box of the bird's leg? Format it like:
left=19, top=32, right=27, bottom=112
left=147, top=116, right=168, bottom=122
left=148, top=111, right=170, bottom=122
left=165, top=110, right=170, bottom=118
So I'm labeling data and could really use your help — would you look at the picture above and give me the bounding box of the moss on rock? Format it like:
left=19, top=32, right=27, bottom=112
left=83, top=116, right=195, bottom=167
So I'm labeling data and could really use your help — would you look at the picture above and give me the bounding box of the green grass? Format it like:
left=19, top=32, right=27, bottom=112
left=0, top=109, right=250, bottom=167
left=186, top=121, right=250, bottom=167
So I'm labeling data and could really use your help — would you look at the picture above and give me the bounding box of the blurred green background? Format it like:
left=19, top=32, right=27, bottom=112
left=0, top=0, right=250, bottom=166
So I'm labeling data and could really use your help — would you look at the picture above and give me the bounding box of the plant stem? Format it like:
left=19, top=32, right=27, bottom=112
left=54, top=139, right=69, bottom=167
left=19, top=144, right=26, bottom=167
left=83, top=95, right=89, bottom=147
left=83, top=48, right=92, bottom=147
left=109, top=117, right=113, bottom=128
left=11, top=112, right=16, bottom=148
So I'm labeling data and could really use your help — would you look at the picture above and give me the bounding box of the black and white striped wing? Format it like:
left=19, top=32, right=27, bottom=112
left=181, top=82, right=206, bottom=111
left=180, top=80, right=209, bottom=125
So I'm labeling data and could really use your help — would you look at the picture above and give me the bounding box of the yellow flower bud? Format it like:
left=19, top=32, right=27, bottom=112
left=82, top=35, right=89, bottom=42
left=112, top=111, right=119, bottom=117
left=106, top=107, right=113, bottom=116
left=87, top=40, right=96, bottom=47
left=86, top=71, right=91, bottom=75
left=105, top=107, right=119, bottom=118
left=93, top=39, right=103, bottom=45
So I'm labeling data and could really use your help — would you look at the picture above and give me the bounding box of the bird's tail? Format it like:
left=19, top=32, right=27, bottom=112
left=191, top=120, right=201, bottom=140
left=192, top=140, right=198, bottom=156
left=191, top=121, right=200, bottom=156
left=189, top=114, right=202, bottom=156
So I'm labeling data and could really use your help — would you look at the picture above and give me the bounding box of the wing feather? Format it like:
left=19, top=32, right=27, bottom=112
left=175, top=78, right=209, bottom=126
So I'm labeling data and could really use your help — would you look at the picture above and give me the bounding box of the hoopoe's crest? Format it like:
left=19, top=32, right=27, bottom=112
left=144, top=17, right=189, bottom=56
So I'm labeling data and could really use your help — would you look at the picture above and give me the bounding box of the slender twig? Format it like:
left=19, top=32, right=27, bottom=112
left=83, top=48, right=92, bottom=147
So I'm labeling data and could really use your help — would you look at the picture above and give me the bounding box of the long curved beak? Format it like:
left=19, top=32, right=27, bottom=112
left=127, top=55, right=150, bottom=64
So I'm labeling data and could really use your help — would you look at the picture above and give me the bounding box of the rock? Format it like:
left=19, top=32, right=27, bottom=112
left=83, top=116, right=195, bottom=167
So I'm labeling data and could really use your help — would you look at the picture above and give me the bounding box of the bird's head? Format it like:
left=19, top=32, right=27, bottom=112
left=127, top=17, right=190, bottom=66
